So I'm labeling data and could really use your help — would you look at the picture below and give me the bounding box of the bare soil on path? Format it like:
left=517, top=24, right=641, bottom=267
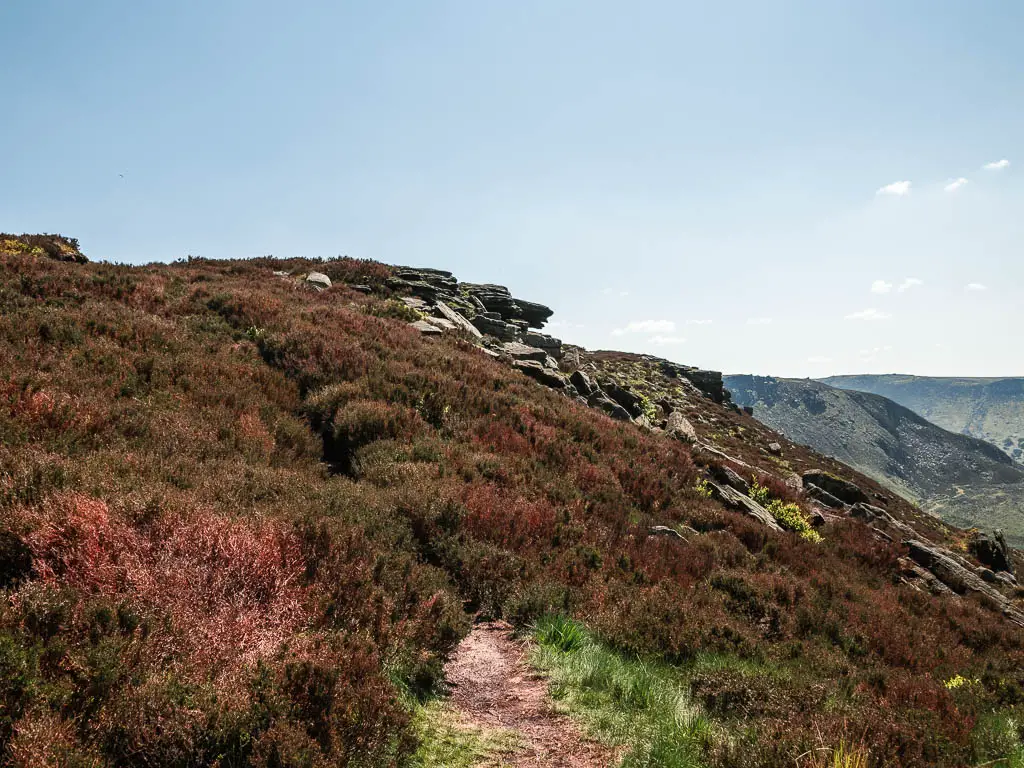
left=444, top=620, right=618, bottom=768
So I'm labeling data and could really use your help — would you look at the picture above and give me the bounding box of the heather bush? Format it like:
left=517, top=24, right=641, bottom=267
left=1, top=247, right=1022, bottom=766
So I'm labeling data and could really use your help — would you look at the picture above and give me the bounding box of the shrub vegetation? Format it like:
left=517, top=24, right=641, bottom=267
left=0, top=244, right=1022, bottom=766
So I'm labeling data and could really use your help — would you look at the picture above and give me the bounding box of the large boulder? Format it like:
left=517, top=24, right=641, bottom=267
left=569, top=370, right=598, bottom=398
left=513, top=360, right=566, bottom=389
left=970, top=530, right=1014, bottom=575
left=600, top=381, right=645, bottom=419
left=801, top=471, right=868, bottom=506
left=523, top=331, right=562, bottom=356
left=471, top=315, right=519, bottom=341
left=665, top=412, right=697, bottom=442
left=515, top=299, right=554, bottom=328
left=803, top=483, right=846, bottom=509
left=306, top=271, right=332, bottom=289
left=501, top=342, right=548, bottom=362
left=587, top=391, right=632, bottom=421
left=904, top=540, right=1024, bottom=627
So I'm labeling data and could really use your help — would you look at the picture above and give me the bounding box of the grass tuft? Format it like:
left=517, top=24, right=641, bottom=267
left=532, top=615, right=713, bottom=768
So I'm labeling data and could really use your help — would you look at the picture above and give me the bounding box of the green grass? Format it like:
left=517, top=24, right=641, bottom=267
left=408, top=699, right=520, bottom=768
left=531, top=615, right=715, bottom=768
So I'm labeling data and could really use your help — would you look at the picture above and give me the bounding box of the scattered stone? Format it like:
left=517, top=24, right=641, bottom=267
left=767, top=442, right=782, bottom=455
left=808, top=510, right=828, bottom=528
left=665, top=412, right=698, bottom=442
left=306, top=271, right=332, bottom=289
left=513, top=360, right=566, bottom=389
left=409, top=320, right=443, bottom=335
left=273, top=270, right=290, bottom=277
left=351, top=284, right=372, bottom=293
left=569, top=370, right=598, bottom=397
left=801, top=471, right=868, bottom=506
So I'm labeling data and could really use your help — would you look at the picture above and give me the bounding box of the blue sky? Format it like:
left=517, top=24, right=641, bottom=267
left=2, top=1, right=1021, bottom=376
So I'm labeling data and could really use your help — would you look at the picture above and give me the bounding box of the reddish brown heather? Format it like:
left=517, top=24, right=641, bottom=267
left=0, top=246, right=1021, bottom=767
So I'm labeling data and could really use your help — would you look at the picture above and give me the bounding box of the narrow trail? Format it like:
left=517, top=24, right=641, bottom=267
left=444, top=620, right=619, bottom=768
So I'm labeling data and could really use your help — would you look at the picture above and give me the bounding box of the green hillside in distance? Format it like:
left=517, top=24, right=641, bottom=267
left=823, top=374, right=1024, bottom=464
left=725, top=374, right=1024, bottom=546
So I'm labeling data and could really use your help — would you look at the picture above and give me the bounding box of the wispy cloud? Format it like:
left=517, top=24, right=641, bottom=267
left=944, top=177, right=969, bottom=192
left=982, top=159, right=1010, bottom=170
left=611, top=319, right=675, bottom=336
left=648, top=335, right=687, bottom=346
left=898, top=277, right=924, bottom=293
left=845, top=308, right=891, bottom=321
left=746, top=317, right=773, bottom=326
left=966, top=282, right=988, bottom=292
left=807, top=356, right=833, bottom=364
left=687, top=319, right=713, bottom=326
left=876, top=180, right=912, bottom=196
left=871, top=279, right=893, bottom=294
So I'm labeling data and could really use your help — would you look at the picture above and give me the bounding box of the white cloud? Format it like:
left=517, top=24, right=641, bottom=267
left=983, top=159, right=1010, bottom=170
left=876, top=180, right=912, bottom=196
left=611, top=319, right=675, bottom=336
left=687, top=319, right=713, bottom=326
left=845, top=308, right=891, bottom=321
left=965, top=283, right=987, bottom=292
left=897, top=277, right=924, bottom=293
left=648, top=335, right=687, bottom=346
left=944, top=177, right=969, bottom=192
left=746, top=317, right=773, bottom=326
left=871, top=280, right=893, bottom=294
left=807, top=356, right=833, bottom=364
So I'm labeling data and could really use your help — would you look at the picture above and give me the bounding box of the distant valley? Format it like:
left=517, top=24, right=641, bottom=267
left=725, top=375, right=1024, bottom=546
left=823, top=374, right=1024, bottom=464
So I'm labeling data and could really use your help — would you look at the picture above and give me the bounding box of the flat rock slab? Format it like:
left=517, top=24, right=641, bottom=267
left=502, top=341, right=548, bottom=362
left=409, top=320, right=443, bottom=335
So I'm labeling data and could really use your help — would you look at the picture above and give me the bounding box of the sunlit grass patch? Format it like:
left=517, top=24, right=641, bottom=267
left=532, top=615, right=714, bottom=768
left=409, top=699, right=520, bottom=768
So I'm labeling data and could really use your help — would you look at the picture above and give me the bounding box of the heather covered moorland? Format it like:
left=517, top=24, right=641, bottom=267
left=2, top=236, right=1024, bottom=767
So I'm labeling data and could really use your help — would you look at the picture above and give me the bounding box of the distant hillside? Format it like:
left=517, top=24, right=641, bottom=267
left=823, top=374, right=1024, bottom=464
left=726, top=375, right=1024, bottom=545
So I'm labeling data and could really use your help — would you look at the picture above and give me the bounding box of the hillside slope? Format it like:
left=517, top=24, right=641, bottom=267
left=823, top=374, right=1024, bottom=464
left=1, top=235, right=1023, bottom=767
left=726, top=375, right=1024, bottom=545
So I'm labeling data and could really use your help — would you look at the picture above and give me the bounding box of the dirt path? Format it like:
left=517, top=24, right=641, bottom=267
left=444, top=620, right=618, bottom=768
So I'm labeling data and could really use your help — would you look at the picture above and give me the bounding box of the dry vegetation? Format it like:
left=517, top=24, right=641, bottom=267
left=1, top=238, right=1023, bottom=766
